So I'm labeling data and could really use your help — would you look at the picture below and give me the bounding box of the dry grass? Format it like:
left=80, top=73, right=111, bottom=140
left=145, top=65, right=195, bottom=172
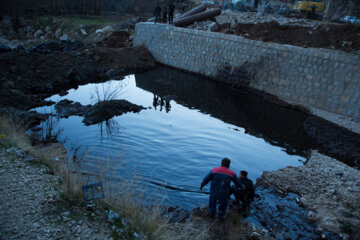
left=104, top=179, right=209, bottom=240
left=104, top=180, right=168, bottom=240
left=0, top=116, right=32, bottom=150
left=161, top=222, right=210, bottom=240
left=0, top=116, right=82, bottom=202
left=58, top=160, right=86, bottom=203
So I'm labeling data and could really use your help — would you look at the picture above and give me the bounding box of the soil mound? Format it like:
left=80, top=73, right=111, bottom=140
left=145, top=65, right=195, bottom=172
left=97, top=31, right=130, bottom=48
left=218, top=21, right=360, bottom=52
left=87, top=46, right=157, bottom=73
left=55, top=99, right=145, bottom=125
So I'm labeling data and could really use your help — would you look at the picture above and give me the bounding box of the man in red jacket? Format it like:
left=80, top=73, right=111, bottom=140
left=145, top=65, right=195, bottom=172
left=200, top=158, right=244, bottom=219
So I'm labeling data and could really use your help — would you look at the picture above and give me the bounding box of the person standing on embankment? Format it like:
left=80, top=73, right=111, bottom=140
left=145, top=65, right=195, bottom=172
left=168, top=1, right=175, bottom=23
left=154, top=2, right=161, bottom=23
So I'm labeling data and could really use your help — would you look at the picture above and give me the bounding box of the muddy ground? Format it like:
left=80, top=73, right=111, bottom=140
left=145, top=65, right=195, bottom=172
left=219, top=22, right=360, bottom=52
left=55, top=99, right=145, bottom=125
left=188, top=11, right=360, bottom=53
left=0, top=33, right=157, bottom=127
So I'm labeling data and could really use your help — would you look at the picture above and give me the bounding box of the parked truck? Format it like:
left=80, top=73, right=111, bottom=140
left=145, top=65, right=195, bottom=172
left=293, top=0, right=325, bottom=12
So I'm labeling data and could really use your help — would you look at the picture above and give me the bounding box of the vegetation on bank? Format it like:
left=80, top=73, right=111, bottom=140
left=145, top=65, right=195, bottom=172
left=0, top=116, right=209, bottom=240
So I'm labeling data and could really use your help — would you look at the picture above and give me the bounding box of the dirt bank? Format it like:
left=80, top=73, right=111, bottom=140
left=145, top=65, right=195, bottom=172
left=257, top=150, right=360, bottom=239
left=0, top=35, right=157, bottom=127
left=188, top=10, right=360, bottom=53
left=228, top=22, right=360, bottom=52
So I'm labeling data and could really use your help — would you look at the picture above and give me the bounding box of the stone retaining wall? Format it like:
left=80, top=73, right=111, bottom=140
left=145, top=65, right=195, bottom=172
left=134, top=22, right=360, bottom=119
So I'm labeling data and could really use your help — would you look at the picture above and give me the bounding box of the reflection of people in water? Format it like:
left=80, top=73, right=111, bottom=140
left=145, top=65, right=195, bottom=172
left=153, top=94, right=159, bottom=110
left=153, top=94, right=171, bottom=113
left=165, top=98, right=171, bottom=113
left=160, top=97, right=164, bottom=111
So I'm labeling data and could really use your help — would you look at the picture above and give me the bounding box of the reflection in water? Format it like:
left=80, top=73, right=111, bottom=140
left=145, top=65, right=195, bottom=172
left=136, top=66, right=312, bottom=157
left=90, top=80, right=129, bottom=138
left=135, top=66, right=360, bottom=167
left=90, top=79, right=129, bottom=104
left=97, top=119, right=120, bottom=138
left=153, top=94, right=172, bottom=113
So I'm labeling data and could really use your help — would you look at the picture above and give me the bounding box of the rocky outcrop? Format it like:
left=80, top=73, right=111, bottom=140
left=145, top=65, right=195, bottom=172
left=257, top=151, right=360, bottom=238
left=55, top=99, right=145, bottom=125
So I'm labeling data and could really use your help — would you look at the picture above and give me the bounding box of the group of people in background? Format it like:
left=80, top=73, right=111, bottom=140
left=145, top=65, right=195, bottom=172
left=154, top=1, right=175, bottom=23
left=200, top=158, right=255, bottom=219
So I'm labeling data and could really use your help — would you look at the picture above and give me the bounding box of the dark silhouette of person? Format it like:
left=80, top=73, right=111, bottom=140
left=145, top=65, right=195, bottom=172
left=160, top=97, right=164, bottom=111
left=154, top=3, right=161, bottom=23
left=231, top=170, right=255, bottom=208
left=162, top=5, right=168, bottom=22
left=200, top=158, right=244, bottom=219
left=168, top=1, right=175, bottom=23
left=153, top=94, right=159, bottom=110
left=165, top=98, right=171, bottom=113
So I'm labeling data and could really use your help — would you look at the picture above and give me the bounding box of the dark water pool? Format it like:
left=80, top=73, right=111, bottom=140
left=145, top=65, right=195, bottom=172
left=33, top=66, right=311, bottom=210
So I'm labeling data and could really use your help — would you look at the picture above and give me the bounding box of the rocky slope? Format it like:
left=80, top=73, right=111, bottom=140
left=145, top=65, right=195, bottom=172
left=257, top=150, right=360, bottom=239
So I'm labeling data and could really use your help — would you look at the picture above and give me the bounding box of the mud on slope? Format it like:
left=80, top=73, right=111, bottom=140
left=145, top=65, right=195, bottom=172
left=0, top=45, right=157, bottom=111
left=215, top=21, right=360, bottom=52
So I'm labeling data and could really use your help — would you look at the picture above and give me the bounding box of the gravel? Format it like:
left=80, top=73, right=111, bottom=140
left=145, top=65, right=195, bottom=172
left=257, top=150, right=360, bottom=238
left=0, top=147, right=113, bottom=240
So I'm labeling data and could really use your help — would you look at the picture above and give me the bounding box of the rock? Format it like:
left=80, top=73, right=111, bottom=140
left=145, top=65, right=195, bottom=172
left=0, top=44, right=12, bottom=52
left=329, top=189, right=336, bottom=194
left=31, top=40, right=84, bottom=53
left=60, top=34, right=69, bottom=41
left=106, top=69, right=115, bottom=77
left=95, top=26, right=114, bottom=35
left=34, top=29, right=44, bottom=38
left=55, top=28, right=62, bottom=39
left=62, top=211, right=70, bottom=216
left=335, top=172, right=344, bottom=177
left=208, top=22, right=218, bottom=31
left=306, top=210, right=316, bottom=223
left=80, top=28, right=87, bottom=36
left=1, top=80, right=15, bottom=89
left=249, top=232, right=262, bottom=240
left=16, top=44, right=25, bottom=51
left=45, top=26, right=51, bottom=33
left=230, top=19, right=238, bottom=29
left=299, top=196, right=308, bottom=207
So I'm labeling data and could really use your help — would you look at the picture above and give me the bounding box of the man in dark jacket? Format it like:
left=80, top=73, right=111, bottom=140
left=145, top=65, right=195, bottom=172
left=231, top=170, right=255, bottom=208
left=200, top=158, right=244, bottom=219
left=154, top=3, right=161, bottom=23
left=168, top=1, right=175, bottom=23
